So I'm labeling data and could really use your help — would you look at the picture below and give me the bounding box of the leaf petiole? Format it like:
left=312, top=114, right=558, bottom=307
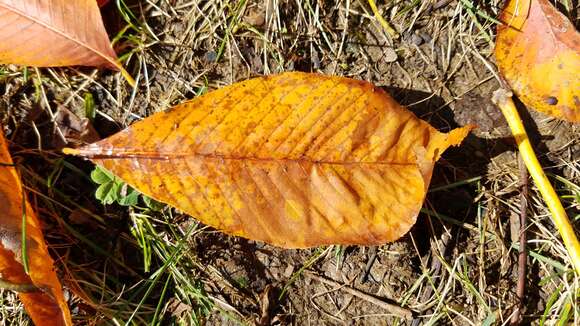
left=367, top=0, right=399, bottom=38
left=492, top=89, right=580, bottom=275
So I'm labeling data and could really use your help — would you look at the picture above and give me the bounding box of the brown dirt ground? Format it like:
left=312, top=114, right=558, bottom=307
left=1, top=0, right=579, bottom=325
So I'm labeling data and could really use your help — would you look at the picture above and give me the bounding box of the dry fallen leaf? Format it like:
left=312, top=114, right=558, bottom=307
left=53, top=106, right=100, bottom=149
left=0, top=0, right=125, bottom=74
left=65, top=72, right=472, bottom=248
left=0, top=131, right=72, bottom=326
left=495, top=0, right=580, bottom=122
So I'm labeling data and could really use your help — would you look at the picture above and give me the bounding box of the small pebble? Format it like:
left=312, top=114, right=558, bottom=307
left=419, top=32, right=432, bottom=44
left=283, top=264, right=295, bottom=278
left=383, top=47, right=398, bottom=63
left=204, top=51, right=217, bottom=63
left=244, top=10, right=265, bottom=27
left=410, top=33, right=423, bottom=46
left=311, top=50, right=320, bottom=69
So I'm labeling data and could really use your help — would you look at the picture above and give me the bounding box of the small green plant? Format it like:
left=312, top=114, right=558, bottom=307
left=91, top=166, right=164, bottom=210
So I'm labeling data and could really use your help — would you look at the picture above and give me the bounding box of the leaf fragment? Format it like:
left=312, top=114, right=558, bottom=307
left=0, top=130, right=72, bottom=326
left=495, top=0, right=580, bottom=122
left=65, top=72, right=472, bottom=248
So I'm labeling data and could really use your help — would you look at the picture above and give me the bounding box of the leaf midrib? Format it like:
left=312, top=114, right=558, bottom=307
left=0, top=2, right=118, bottom=68
left=81, top=150, right=419, bottom=166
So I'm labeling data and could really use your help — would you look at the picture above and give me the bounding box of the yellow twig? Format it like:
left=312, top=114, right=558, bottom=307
left=119, top=66, right=136, bottom=88
left=367, top=0, right=399, bottom=39
left=492, top=89, right=580, bottom=275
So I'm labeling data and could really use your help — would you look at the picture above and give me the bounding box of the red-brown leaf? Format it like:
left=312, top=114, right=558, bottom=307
left=0, top=0, right=122, bottom=70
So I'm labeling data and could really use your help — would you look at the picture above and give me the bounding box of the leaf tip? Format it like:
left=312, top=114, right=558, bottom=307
left=446, top=124, right=476, bottom=147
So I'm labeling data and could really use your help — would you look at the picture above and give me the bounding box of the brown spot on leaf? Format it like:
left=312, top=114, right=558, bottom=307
left=545, top=96, right=558, bottom=105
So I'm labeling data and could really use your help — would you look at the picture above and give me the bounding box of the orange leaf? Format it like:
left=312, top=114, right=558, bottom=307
left=65, top=72, right=472, bottom=248
left=0, top=131, right=72, bottom=325
left=495, top=0, right=580, bottom=122
left=0, top=0, right=124, bottom=73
